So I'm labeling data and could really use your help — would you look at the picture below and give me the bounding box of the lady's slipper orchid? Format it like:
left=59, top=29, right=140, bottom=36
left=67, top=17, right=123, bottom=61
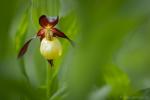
left=18, top=15, right=74, bottom=66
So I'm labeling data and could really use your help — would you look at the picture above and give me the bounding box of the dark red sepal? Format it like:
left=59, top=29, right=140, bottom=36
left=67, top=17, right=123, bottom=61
left=51, top=28, right=75, bottom=46
left=39, top=15, right=50, bottom=28
left=18, top=38, right=34, bottom=58
left=39, top=15, right=59, bottom=28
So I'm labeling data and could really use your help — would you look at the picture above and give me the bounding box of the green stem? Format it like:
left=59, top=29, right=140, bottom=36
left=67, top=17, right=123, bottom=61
left=46, top=64, right=54, bottom=99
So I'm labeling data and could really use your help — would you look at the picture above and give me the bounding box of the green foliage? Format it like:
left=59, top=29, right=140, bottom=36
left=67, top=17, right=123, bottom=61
left=0, top=0, right=150, bottom=100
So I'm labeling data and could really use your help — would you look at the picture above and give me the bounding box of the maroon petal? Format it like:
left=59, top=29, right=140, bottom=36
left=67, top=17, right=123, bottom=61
left=18, top=38, right=34, bottom=58
left=37, top=28, right=45, bottom=41
left=39, top=15, right=49, bottom=28
left=39, top=15, right=59, bottom=28
left=51, top=28, right=75, bottom=46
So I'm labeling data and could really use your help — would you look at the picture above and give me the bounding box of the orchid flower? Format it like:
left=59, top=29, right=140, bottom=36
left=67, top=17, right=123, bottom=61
left=18, top=15, right=74, bottom=66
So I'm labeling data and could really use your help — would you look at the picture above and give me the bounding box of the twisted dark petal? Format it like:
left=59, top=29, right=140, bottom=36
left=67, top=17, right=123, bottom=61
left=39, top=15, right=50, bottom=27
left=18, top=38, right=34, bottom=58
left=39, top=15, right=59, bottom=27
left=51, top=28, right=75, bottom=46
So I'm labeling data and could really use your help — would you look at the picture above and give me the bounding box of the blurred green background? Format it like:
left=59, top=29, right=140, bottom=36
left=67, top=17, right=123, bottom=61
left=0, top=0, right=150, bottom=100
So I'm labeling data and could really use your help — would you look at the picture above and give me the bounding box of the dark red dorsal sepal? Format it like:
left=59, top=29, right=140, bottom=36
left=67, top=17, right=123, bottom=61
left=39, top=15, right=49, bottom=28
left=39, top=15, right=59, bottom=28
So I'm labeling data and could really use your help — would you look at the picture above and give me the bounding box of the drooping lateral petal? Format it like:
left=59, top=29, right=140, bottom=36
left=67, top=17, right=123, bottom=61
left=18, top=37, right=35, bottom=58
left=39, top=15, right=50, bottom=27
left=51, top=28, right=75, bottom=46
